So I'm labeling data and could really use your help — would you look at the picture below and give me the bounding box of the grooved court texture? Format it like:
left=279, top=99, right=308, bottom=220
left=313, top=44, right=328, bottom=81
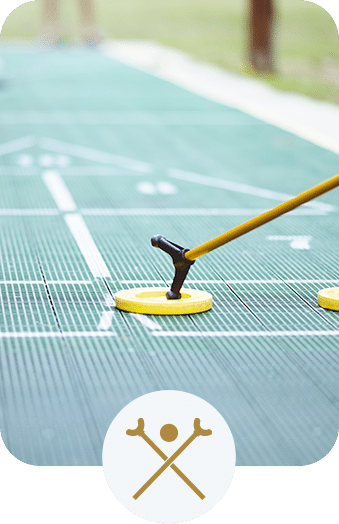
left=0, top=45, right=338, bottom=465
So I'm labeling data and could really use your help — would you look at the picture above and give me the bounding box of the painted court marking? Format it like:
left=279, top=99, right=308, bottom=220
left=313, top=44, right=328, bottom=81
left=0, top=136, right=35, bottom=156
left=136, top=181, right=177, bottom=195
left=0, top=280, right=92, bottom=285
left=42, top=170, right=77, bottom=212
left=17, top=154, right=34, bottom=167
left=136, top=181, right=156, bottom=195
left=39, top=154, right=54, bottom=168
left=152, top=330, right=339, bottom=338
left=0, top=209, right=59, bottom=216
left=0, top=208, right=328, bottom=216
left=80, top=208, right=327, bottom=216
left=120, top=279, right=337, bottom=285
left=0, top=167, right=38, bottom=176
left=0, top=331, right=116, bottom=339
left=0, top=135, right=151, bottom=174
left=60, top=166, right=140, bottom=176
left=98, top=311, right=115, bottom=331
left=169, top=169, right=335, bottom=212
left=134, top=313, right=163, bottom=331
left=41, top=168, right=111, bottom=279
left=267, top=235, right=312, bottom=250
left=104, top=293, right=115, bottom=308
left=64, top=214, right=111, bottom=278
left=156, top=181, right=177, bottom=194
left=40, top=137, right=153, bottom=174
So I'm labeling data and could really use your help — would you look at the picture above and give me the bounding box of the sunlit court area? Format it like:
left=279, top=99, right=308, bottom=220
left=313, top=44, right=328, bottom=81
left=0, top=0, right=338, bottom=466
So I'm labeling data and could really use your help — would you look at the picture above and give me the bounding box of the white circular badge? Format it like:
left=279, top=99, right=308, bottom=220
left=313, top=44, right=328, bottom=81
left=102, top=391, right=236, bottom=523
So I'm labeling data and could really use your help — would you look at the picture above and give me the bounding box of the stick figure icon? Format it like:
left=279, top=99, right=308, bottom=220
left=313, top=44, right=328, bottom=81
left=127, top=418, right=212, bottom=500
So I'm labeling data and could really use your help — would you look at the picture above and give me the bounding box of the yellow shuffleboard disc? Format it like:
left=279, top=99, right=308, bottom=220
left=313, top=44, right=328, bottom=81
left=115, top=287, right=212, bottom=315
left=318, top=287, right=339, bottom=311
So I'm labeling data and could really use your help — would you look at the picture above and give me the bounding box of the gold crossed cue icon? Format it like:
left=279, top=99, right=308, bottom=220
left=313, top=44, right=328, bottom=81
left=127, top=418, right=212, bottom=500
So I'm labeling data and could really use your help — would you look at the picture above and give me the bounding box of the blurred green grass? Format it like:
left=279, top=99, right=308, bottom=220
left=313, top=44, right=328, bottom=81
left=2, top=0, right=339, bottom=104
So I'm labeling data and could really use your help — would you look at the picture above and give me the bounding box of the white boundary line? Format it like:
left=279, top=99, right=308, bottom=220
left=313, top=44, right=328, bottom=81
left=0, top=209, right=59, bottom=215
left=0, top=279, right=334, bottom=286
left=102, top=40, right=339, bottom=156
left=153, top=330, right=339, bottom=338
left=2, top=328, right=338, bottom=339
left=169, top=169, right=336, bottom=212
left=60, top=166, right=144, bottom=176
left=104, top=293, right=115, bottom=308
left=0, top=279, right=333, bottom=285
left=120, top=279, right=338, bottom=285
left=41, top=169, right=111, bottom=279
left=40, top=137, right=153, bottom=174
left=64, top=214, right=111, bottom=278
left=0, top=331, right=116, bottom=338
left=0, top=280, right=92, bottom=284
left=80, top=207, right=328, bottom=216
left=0, top=135, right=35, bottom=156
left=0, top=208, right=328, bottom=216
left=133, top=313, right=162, bottom=331
left=42, top=170, right=77, bottom=212
left=267, top=235, right=312, bottom=241
left=98, top=311, right=114, bottom=331
left=267, top=235, right=312, bottom=250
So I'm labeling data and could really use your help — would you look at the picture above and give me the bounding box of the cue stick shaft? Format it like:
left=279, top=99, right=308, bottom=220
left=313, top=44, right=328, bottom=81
left=185, top=173, right=339, bottom=261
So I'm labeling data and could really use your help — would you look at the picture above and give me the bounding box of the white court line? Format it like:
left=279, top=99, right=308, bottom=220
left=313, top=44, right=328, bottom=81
left=120, top=280, right=223, bottom=284
left=0, top=280, right=92, bottom=284
left=267, top=235, right=312, bottom=250
left=18, top=154, right=34, bottom=167
left=157, top=181, right=177, bottom=194
left=0, top=209, right=59, bottom=216
left=0, top=331, right=116, bottom=338
left=0, top=135, right=35, bottom=156
left=60, top=166, right=142, bottom=176
left=133, top=313, right=162, bottom=331
left=80, top=208, right=328, bottom=216
left=153, top=330, right=339, bottom=338
left=120, top=279, right=338, bottom=285
left=41, top=169, right=111, bottom=279
left=40, top=137, right=153, bottom=174
left=98, top=311, right=114, bottom=330
left=0, top=208, right=327, bottom=216
left=39, top=154, right=54, bottom=168
left=267, top=236, right=313, bottom=241
left=136, top=181, right=156, bottom=194
left=169, top=169, right=336, bottom=212
left=136, top=181, right=177, bottom=194
left=104, top=293, right=115, bottom=308
left=0, top=167, right=38, bottom=176
left=42, top=170, right=77, bottom=212
left=64, top=214, right=111, bottom=278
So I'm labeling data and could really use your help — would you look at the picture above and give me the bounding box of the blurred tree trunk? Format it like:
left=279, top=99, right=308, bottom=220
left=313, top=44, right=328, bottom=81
left=249, top=0, right=274, bottom=72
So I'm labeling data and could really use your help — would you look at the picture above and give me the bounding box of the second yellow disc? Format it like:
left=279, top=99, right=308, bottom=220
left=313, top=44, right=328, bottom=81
left=318, top=287, right=339, bottom=311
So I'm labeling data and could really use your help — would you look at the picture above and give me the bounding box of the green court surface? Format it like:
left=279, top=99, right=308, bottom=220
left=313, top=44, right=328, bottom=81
left=0, top=45, right=338, bottom=466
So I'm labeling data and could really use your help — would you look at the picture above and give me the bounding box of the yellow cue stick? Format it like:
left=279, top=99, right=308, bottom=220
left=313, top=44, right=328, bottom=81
left=185, top=173, right=339, bottom=262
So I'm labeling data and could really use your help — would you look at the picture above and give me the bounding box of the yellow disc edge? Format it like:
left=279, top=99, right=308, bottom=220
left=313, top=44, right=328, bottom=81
left=115, top=287, right=212, bottom=315
left=318, top=287, right=339, bottom=311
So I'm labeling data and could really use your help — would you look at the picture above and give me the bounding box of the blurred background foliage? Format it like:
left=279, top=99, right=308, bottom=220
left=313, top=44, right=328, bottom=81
left=2, top=0, right=339, bottom=104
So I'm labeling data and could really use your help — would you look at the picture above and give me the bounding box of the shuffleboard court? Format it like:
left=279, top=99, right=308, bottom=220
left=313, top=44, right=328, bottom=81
left=0, top=44, right=338, bottom=465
